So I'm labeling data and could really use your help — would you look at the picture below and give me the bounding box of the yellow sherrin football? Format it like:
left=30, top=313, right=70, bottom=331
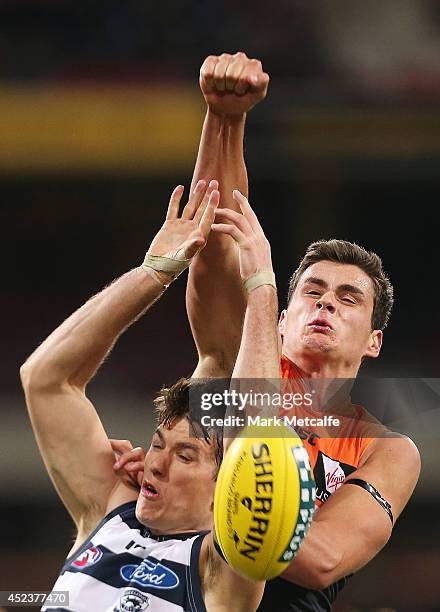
left=214, top=425, right=315, bottom=581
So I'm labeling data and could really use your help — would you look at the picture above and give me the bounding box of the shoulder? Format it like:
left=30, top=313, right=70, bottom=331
left=70, top=497, right=138, bottom=559
left=361, top=432, right=421, bottom=470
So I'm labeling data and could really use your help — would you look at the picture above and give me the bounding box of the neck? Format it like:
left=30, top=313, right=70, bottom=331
left=283, top=347, right=361, bottom=379
left=282, top=350, right=360, bottom=413
left=147, top=520, right=211, bottom=538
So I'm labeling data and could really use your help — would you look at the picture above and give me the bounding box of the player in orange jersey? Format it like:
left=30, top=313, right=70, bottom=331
left=114, top=52, right=420, bottom=611
left=184, top=52, right=420, bottom=611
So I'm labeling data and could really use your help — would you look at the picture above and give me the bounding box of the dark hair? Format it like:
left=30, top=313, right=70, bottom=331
left=287, top=239, right=394, bottom=330
left=154, top=377, right=224, bottom=478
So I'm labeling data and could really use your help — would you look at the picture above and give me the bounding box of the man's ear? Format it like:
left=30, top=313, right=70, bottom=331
left=278, top=309, right=287, bottom=337
left=363, top=329, right=383, bottom=359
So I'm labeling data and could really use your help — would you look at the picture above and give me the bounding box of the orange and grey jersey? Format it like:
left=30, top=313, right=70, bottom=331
left=258, top=355, right=384, bottom=612
left=279, top=354, right=383, bottom=507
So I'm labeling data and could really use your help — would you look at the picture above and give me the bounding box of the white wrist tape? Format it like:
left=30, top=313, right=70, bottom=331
left=243, top=270, right=276, bottom=293
left=142, top=250, right=192, bottom=288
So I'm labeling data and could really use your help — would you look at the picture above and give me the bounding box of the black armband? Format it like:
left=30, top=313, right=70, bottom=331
left=344, top=478, right=394, bottom=525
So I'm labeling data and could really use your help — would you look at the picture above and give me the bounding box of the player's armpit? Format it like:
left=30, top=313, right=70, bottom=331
left=21, top=379, right=131, bottom=529
left=200, top=532, right=265, bottom=612
left=282, top=435, right=420, bottom=590
left=191, top=352, right=237, bottom=379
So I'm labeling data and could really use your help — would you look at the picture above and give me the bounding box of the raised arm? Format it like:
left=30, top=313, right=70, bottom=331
left=20, top=183, right=219, bottom=542
left=187, top=52, right=269, bottom=377
left=212, top=190, right=280, bottom=382
left=200, top=192, right=280, bottom=611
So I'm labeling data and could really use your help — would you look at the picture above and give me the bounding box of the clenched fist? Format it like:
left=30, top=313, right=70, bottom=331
left=200, top=52, right=269, bottom=117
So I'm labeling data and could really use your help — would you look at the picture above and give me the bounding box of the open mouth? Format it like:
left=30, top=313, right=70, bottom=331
left=142, top=481, right=160, bottom=499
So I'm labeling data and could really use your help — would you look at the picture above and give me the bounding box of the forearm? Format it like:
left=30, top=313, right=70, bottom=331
left=191, top=109, right=247, bottom=200
left=281, top=520, right=343, bottom=590
left=188, top=111, right=248, bottom=373
left=22, top=267, right=164, bottom=389
left=232, top=286, right=280, bottom=380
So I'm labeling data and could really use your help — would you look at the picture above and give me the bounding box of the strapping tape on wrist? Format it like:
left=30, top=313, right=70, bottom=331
left=243, top=270, right=276, bottom=293
left=142, top=251, right=192, bottom=288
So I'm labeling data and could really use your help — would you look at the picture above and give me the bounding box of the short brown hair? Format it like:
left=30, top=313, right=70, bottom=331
left=287, top=239, right=393, bottom=330
left=154, top=377, right=223, bottom=477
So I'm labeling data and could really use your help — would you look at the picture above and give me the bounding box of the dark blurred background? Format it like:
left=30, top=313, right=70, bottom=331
left=2, top=1, right=440, bottom=610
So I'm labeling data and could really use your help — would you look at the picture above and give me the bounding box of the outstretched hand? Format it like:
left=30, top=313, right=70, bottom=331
left=148, top=180, right=220, bottom=261
left=212, top=190, right=273, bottom=281
left=200, top=52, right=269, bottom=117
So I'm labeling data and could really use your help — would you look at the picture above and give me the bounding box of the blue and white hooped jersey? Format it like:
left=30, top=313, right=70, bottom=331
left=42, top=501, right=208, bottom=612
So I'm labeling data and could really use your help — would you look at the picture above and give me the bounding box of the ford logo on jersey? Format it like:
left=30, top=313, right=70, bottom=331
left=120, top=560, right=180, bottom=590
left=71, top=546, right=103, bottom=569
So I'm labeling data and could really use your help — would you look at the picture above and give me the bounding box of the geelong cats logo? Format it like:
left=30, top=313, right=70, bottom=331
left=119, top=588, right=150, bottom=612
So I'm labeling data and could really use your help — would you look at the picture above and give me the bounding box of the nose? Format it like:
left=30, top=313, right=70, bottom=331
left=148, top=450, right=169, bottom=479
left=316, top=292, right=336, bottom=314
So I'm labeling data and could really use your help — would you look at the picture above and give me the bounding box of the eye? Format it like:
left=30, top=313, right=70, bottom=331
left=306, top=290, right=320, bottom=296
left=341, top=296, right=356, bottom=304
left=178, top=454, right=192, bottom=462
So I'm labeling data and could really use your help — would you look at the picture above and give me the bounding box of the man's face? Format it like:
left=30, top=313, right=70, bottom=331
left=136, top=417, right=217, bottom=535
left=279, top=261, right=382, bottom=368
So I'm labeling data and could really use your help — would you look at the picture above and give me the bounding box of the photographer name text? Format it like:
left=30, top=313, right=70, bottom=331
left=201, top=414, right=340, bottom=428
